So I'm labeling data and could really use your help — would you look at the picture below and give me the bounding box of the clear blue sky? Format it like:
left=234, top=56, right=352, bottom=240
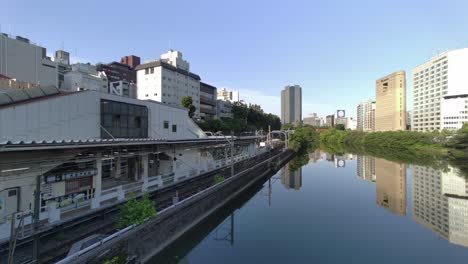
left=2, top=0, right=468, bottom=118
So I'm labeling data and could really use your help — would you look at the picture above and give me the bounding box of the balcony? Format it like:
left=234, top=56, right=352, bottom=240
left=200, top=95, right=216, bottom=106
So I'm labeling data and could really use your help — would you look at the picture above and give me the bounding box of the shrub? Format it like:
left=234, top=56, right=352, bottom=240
left=116, top=193, right=156, bottom=229
left=213, top=174, right=224, bottom=184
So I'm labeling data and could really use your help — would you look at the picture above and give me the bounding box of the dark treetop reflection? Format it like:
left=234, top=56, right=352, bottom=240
left=151, top=150, right=468, bottom=264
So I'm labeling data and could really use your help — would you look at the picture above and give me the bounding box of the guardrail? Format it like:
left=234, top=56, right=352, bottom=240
left=55, top=224, right=136, bottom=264
left=55, top=148, right=291, bottom=264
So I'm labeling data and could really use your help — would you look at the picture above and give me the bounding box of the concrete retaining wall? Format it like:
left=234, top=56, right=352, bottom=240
left=71, top=148, right=294, bottom=263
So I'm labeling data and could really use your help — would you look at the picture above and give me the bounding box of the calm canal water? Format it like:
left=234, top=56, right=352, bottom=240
left=151, top=150, right=468, bottom=264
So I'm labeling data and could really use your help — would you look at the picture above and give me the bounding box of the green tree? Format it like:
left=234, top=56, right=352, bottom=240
left=282, top=123, right=294, bottom=130
left=198, top=102, right=281, bottom=134
left=117, top=193, right=156, bottom=229
left=267, top=113, right=281, bottom=130
left=288, top=126, right=319, bottom=151
left=181, top=96, right=196, bottom=118
left=103, top=253, right=128, bottom=264
left=335, top=124, right=346, bottom=130
left=232, top=101, right=249, bottom=122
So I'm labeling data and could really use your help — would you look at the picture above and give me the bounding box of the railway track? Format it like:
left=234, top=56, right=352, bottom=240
left=1, top=149, right=283, bottom=263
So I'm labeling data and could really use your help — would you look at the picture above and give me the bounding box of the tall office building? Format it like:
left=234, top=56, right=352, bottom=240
left=412, top=48, right=468, bottom=131
left=356, top=101, right=376, bottom=131
left=281, top=85, right=302, bottom=124
left=375, top=71, right=406, bottom=131
left=375, top=158, right=406, bottom=216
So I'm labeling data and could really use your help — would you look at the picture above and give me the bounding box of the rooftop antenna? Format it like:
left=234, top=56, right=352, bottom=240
left=61, top=41, right=64, bottom=51
left=75, top=48, right=78, bottom=63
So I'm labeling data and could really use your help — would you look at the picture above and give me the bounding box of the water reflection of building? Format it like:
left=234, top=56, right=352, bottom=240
left=281, top=164, right=302, bottom=190
left=334, top=153, right=355, bottom=168
left=357, top=156, right=376, bottom=182
left=375, top=159, right=406, bottom=216
left=308, top=150, right=323, bottom=163
left=412, top=165, right=468, bottom=247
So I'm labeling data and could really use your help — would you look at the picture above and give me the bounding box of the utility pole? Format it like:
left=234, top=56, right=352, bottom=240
left=284, top=132, right=289, bottom=150
left=268, top=125, right=271, bottom=147
left=8, top=213, right=16, bottom=264
left=33, top=173, right=41, bottom=262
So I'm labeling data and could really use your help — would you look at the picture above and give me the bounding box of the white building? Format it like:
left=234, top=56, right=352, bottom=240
left=62, top=63, right=108, bottom=93
left=441, top=94, right=468, bottom=130
left=136, top=50, right=201, bottom=118
left=357, top=101, right=375, bottom=131
left=346, top=117, right=357, bottom=130
left=217, top=88, right=239, bottom=102
left=335, top=117, right=347, bottom=127
left=216, top=99, right=233, bottom=119
left=0, top=33, right=58, bottom=87
left=0, top=87, right=206, bottom=142
left=412, top=48, right=468, bottom=131
left=303, top=113, right=324, bottom=127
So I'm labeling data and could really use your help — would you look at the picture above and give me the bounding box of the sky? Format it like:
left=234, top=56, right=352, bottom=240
left=2, top=0, right=468, bottom=118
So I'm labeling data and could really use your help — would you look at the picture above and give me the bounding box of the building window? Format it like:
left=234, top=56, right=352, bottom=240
left=164, top=121, right=169, bottom=129
left=145, top=68, right=149, bottom=75
left=172, top=124, right=177, bottom=132
left=112, top=115, right=121, bottom=128
left=100, top=100, right=148, bottom=139
left=150, top=67, right=154, bottom=74
left=135, top=116, right=142, bottom=128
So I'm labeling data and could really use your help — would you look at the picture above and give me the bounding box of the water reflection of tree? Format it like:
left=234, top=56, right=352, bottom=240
left=321, top=142, right=457, bottom=175
left=288, top=150, right=310, bottom=171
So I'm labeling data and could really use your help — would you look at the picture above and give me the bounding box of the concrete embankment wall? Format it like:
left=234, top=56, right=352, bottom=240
left=71, top=148, right=294, bottom=264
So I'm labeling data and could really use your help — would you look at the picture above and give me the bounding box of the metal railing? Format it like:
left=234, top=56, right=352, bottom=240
left=54, top=148, right=290, bottom=264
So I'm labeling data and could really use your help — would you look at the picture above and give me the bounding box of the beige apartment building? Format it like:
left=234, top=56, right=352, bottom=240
left=375, top=71, right=406, bottom=131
